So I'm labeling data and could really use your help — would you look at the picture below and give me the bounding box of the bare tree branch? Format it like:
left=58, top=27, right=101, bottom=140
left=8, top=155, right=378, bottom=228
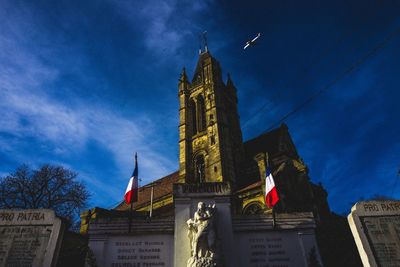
left=0, top=164, right=90, bottom=226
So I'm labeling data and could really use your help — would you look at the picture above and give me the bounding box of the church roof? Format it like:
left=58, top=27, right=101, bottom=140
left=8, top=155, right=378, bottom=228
left=243, top=124, right=285, bottom=158
left=236, top=180, right=263, bottom=194
left=115, top=171, right=179, bottom=211
left=238, top=123, right=291, bottom=189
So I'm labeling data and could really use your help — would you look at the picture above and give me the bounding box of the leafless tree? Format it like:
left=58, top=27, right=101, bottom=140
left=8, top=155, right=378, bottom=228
left=0, top=164, right=89, bottom=224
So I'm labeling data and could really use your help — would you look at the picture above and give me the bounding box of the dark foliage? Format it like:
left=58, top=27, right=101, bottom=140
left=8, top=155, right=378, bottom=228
left=0, top=164, right=89, bottom=226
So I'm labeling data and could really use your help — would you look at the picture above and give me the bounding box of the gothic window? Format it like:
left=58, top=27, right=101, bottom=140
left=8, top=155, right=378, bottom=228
left=197, top=95, right=206, bottom=132
left=243, top=202, right=264, bottom=215
left=194, top=155, right=205, bottom=183
left=190, top=99, right=197, bottom=135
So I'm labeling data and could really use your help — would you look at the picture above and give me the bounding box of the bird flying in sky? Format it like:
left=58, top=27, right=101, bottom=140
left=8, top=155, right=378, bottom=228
left=244, top=33, right=261, bottom=50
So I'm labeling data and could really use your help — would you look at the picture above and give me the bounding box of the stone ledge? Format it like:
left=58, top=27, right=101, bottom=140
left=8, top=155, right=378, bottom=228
left=88, top=217, right=175, bottom=235
left=232, top=212, right=315, bottom=231
left=173, top=182, right=231, bottom=197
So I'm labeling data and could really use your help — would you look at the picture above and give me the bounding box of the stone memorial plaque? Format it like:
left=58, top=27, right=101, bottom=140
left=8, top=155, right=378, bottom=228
left=236, top=230, right=320, bottom=267
left=348, top=201, right=400, bottom=267
left=104, top=235, right=173, bottom=267
left=0, top=209, right=65, bottom=267
left=361, top=216, right=400, bottom=266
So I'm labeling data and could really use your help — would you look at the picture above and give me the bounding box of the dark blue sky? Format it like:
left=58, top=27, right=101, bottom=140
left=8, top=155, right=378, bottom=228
left=0, top=0, right=399, bottom=214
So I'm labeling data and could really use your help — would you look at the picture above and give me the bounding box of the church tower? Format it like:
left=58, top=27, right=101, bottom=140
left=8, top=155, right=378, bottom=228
left=178, top=50, right=244, bottom=186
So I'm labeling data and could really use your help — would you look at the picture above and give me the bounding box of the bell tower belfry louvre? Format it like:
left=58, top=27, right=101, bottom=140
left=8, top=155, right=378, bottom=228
left=178, top=51, right=244, bottom=186
left=80, top=48, right=331, bottom=267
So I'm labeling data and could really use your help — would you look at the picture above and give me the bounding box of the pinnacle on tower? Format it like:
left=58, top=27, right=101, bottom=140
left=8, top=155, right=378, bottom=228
left=227, top=73, right=234, bottom=87
left=179, top=67, right=188, bottom=83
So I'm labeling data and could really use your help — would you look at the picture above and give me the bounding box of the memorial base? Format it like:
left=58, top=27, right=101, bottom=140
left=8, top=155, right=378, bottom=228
left=85, top=183, right=322, bottom=267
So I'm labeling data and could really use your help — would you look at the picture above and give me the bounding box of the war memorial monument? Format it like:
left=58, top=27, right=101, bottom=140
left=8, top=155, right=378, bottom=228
left=348, top=200, right=400, bottom=267
left=80, top=48, right=330, bottom=267
left=0, top=209, right=66, bottom=267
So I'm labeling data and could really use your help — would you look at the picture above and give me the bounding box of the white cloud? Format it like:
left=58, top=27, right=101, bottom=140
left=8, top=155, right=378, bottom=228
left=0, top=2, right=177, bottom=203
left=109, top=0, right=214, bottom=59
left=0, top=70, right=176, bottom=180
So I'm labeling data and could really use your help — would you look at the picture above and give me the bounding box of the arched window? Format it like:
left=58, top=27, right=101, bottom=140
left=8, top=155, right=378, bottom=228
left=243, top=202, right=263, bottom=215
left=190, top=99, right=197, bottom=135
left=194, top=155, right=205, bottom=183
left=197, top=95, right=206, bottom=132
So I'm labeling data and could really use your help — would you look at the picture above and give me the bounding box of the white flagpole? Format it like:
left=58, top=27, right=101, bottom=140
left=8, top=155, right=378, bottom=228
left=150, top=185, right=154, bottom=220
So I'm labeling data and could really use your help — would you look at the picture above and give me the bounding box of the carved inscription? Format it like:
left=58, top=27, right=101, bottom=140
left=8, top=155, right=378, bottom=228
left=0, top=225, right=51, bottom=266
left=174, top=182, right=230, bottom=195
left=0, top=211, right=45, bottom=223
left=237, top=231, right=320, bottom=267
left=106, top=236, right=173, bottom=267
left=363, top=202, right=400, bottom=213
left=361, top=215, right=400, bottom=266
left=0, top=209, right=63, bottom=267
left=247, top=237, right=291, bottom=267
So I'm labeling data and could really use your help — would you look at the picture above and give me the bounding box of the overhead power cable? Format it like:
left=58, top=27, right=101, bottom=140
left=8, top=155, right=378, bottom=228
left=241, top=29, right=350, bottom=129
left=241, top=7, right=391, bottom=130
left=261, top=26, right=400, bottom=134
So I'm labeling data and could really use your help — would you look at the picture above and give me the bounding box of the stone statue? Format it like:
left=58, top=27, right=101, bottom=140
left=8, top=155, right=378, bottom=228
left=187, top=202, right=218, bottom=267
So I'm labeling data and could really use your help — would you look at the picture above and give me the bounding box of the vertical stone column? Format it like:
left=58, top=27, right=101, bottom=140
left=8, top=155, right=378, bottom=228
left=254, top=152, right=267, bottom=200
left=215, top=196, right=238, bottom=267
left=174, top=197, right=192, bottom=267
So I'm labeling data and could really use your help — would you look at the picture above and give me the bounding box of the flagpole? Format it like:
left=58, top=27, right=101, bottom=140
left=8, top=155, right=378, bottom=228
left=139, top=181, right=160, bottom=222
left=265, top=152, right=277, bottom=229
left=149, top=185, right=154, bottom=220
left=128, top=152, right=138, bottom=233
left=272, top=206, right=276, bottom=229
left=129, top=200, right=133, bottom=233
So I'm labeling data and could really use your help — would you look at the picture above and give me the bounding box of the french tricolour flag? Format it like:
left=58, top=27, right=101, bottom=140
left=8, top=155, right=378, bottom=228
left=265, top=166, right=279, bottom=208
left=124, top=154, right=138, bottom=204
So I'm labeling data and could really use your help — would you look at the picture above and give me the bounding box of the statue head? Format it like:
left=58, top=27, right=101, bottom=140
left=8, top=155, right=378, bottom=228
left=197, top=202, right=205, bottom=211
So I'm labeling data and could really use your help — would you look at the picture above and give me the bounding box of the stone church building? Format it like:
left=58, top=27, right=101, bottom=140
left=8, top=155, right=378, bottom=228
left=80, top=49, right=332, bottom=267
left=87, top=50, right=329, bottom=220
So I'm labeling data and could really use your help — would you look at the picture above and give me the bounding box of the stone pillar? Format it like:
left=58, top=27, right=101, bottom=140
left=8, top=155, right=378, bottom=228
left=215, top=196, right=238, bottom=267
left=174, top=197, right=192, bottom=267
